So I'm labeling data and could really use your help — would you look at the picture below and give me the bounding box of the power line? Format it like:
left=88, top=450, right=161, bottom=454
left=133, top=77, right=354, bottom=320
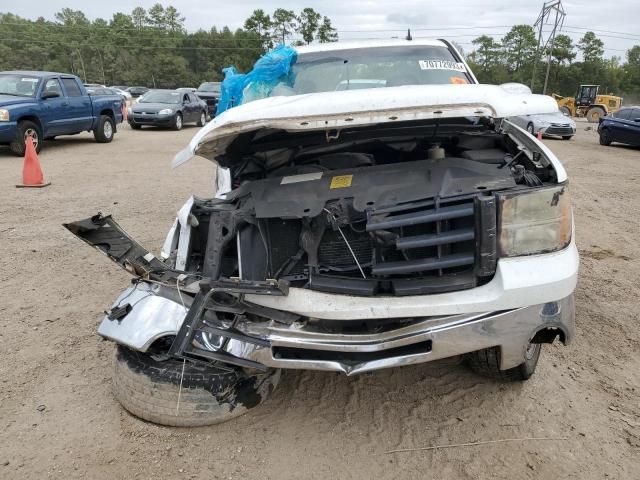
left=564, top=25, right=640, bottom=39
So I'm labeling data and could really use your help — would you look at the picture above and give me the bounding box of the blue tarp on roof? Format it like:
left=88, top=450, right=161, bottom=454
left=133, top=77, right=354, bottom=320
left=215, top=45, right=298, bottom=115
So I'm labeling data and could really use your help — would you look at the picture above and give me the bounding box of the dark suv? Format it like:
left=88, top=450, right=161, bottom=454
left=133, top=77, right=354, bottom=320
left=598, top=106, right=640, bottom=147
left=195, top=82, right=221, bottom=118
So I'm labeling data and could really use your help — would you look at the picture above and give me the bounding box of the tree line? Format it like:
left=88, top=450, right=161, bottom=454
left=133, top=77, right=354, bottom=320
left=464, top=25, right=640, bottom=102
left=0, top=5, right=338, bottom=88
left=2, top=8, right=639, bottom=101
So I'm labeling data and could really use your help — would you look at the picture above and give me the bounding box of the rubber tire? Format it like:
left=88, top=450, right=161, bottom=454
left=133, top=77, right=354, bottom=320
left=587, top=107, right=605, bottom=123
left=560, top=106, right=571, bottom=117
left=10, top=120, right=42, bottom=157
left=129, top=123, right=142, bottom=130
left=113, top=345, right=281, bottom=427
left=197, top=110, right=206, bottom=127
left=465, top=344, right=541, bottom=381
left=172, top=113, right=183, bottom=131
left=599, top=129, right=612, bottom=146
left=562, top=135, right=573, bottom=140
left=94, top=115, right=115, bottom=143
left=526, top=123, right=535, bottom=135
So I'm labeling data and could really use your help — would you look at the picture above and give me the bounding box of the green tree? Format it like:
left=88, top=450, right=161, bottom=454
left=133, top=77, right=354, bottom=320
left=551, top=34, right=576, bottom=66
left=502, top=25, right=537, bottom=72
left=316, top=16, right=337, bottom=43
left=244, top=9, right=273, bottom=50
left=131, top=7, right=146, bottom=28
left=501, top=25, right=537, bottom=83
left=147, top=3, right=166, bottom=29
left=271, top=8, right=297, bottom=44
left=54, top=8, right=89, bottom=26
left=578, top=31, right=604, bottom=63
left=297, top=8, right=321, bottom=45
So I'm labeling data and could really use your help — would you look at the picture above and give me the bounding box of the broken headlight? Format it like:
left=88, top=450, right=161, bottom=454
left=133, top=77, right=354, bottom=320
left=497, top=185, right=572, bottom=257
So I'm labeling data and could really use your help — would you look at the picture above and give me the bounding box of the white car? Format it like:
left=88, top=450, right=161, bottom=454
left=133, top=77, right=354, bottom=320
left=67, top=38, right=578, bottom=427
left=510, top=109, right=577, bottom=140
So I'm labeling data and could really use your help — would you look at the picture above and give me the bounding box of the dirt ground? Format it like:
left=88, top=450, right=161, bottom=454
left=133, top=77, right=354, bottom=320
left=1, top=120, right=639, bottom=480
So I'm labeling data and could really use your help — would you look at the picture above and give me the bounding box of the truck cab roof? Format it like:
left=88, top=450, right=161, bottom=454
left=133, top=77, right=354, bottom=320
left=1, top=71, right=78, bottom=78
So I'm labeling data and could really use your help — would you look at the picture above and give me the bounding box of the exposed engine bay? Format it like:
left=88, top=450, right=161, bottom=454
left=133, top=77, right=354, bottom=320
left=168, top=118, right=558, bottom=297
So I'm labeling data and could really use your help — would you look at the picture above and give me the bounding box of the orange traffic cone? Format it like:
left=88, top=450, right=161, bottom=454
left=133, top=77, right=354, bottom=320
left=537, top=130, right=543, bottom=141
left=121, top=101, right=128, bottom=122
left=16, top=135, right=50, bottom=188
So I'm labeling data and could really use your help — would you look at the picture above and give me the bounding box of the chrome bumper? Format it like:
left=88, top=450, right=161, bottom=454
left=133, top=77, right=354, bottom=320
left=99, top=284, right=575, bottom=376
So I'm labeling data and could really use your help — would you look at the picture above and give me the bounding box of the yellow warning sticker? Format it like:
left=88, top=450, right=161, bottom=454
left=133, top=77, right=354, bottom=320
left=330, top=175, right=353, bottom=189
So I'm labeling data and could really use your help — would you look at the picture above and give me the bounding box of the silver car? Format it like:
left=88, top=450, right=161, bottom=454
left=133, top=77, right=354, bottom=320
left=509, top=110, right=576, bottom=140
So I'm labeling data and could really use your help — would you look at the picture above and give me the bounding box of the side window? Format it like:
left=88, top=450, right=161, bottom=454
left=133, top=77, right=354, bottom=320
left=615, top=109, right=631, bottom=120
left=43, top=79, right=63, bottom=97
left=183, top=94, right=190, bottom=103
left=631, top=109, right=640, bottom=121
left=61, top=78, right=83, bottom=97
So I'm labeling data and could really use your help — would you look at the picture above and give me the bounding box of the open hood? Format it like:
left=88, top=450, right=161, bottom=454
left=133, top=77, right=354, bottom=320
left=173, top=83, right=558, bottom=167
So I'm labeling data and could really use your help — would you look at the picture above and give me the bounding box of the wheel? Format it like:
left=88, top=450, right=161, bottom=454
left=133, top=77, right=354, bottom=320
left=560, top=106, right=571, bottom=117
left=129, top=123, right=142, bottom=130
left=113, top=344, right=281, bottom=427
left=465, top=343, right=541, bottom=381
left=172, top=113, right=183, bottom=131
left=197, top=111, right=206, bottom=127
left=526, top=123, right=535, bottom=135
left=562, top=135, right=573, bottom=140
left=599, top=129, right=612, bottom=146
left=586, top=106, right=605, bottom=123
left=94, top=115, right=115, bottom=143
left=10, top=120, right=42, bottom=156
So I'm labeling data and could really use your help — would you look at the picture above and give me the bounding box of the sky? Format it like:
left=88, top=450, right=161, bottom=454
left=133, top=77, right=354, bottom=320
left=6, top=0, right=640, bottom=58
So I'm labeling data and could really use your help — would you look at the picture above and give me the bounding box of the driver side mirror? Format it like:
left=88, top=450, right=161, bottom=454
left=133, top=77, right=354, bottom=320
left=42, top=91, right=60, bottom=99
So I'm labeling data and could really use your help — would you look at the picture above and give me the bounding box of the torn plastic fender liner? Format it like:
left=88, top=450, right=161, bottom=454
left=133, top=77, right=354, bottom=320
left=63, top=213, right=171, bottom=280
left=63, top=213, right=290, bottom=296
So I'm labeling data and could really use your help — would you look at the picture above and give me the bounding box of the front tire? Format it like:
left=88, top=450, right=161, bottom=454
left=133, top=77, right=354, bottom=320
left=587, top=107, right=605, bottom=123
left=562, top=135, right=573, bottom=140
left=113, top=345, right=281, bottom=427
left=465, top=344, right=541, bottom=381
left=599, top=129, right=612, bottom=146
left=129, top=123, right=142, bottom=130
left=10, top=120, right=42, bottom=156
left=94, top=115, right=115, bottom=143
left=172, top=113, right=183, bottom=131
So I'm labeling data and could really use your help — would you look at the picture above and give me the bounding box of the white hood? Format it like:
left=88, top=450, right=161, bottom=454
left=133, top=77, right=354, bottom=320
left=174, top=83, right=559, bottom=166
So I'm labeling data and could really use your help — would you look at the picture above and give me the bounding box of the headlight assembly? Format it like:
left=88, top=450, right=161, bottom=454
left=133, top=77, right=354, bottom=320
left=0, top=109, right=9, bottom=121
left=498, top=185, right=572, bottom=257
left=158, top=109, right=174, bottom=115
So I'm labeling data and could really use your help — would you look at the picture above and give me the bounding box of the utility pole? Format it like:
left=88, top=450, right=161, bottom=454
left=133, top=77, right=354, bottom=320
left=530, top=0, right=566, bottom=94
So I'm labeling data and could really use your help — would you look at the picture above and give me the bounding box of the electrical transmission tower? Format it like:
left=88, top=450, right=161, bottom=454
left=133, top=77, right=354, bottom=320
left=530, top=0, right=566, bottom=94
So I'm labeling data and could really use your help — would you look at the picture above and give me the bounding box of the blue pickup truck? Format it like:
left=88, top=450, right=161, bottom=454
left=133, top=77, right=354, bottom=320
left=0, top=71, right=124, bottom=156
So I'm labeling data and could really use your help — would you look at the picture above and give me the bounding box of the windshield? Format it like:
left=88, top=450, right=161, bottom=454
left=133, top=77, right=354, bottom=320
left=0, top=74, right=40, bottom=97
left=139, top=91, right=181, bottom=104
left=270, top=46, right=471, bottom=97
left=198, top=82, right=221, bottom=93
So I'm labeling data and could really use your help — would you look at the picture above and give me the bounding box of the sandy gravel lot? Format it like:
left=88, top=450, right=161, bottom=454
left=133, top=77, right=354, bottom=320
left=0, top=121, right=639, bottom=479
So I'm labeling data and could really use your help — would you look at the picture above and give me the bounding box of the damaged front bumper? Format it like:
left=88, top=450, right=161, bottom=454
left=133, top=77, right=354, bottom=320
left=65, top=214, right=576, bottom=376
left=100, top=281, right=575, bottom=375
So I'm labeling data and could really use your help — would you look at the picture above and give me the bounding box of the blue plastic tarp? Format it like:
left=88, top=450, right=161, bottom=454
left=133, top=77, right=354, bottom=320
left=215, top=45, right=298, bottom=115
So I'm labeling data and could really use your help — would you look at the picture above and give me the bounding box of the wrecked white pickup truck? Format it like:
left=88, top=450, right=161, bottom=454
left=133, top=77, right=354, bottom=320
left=66, top=39, right=578, bottom=427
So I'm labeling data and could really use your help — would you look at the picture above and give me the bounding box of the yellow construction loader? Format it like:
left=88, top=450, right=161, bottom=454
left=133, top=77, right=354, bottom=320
left=553, top=85, right=623, bottom=123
